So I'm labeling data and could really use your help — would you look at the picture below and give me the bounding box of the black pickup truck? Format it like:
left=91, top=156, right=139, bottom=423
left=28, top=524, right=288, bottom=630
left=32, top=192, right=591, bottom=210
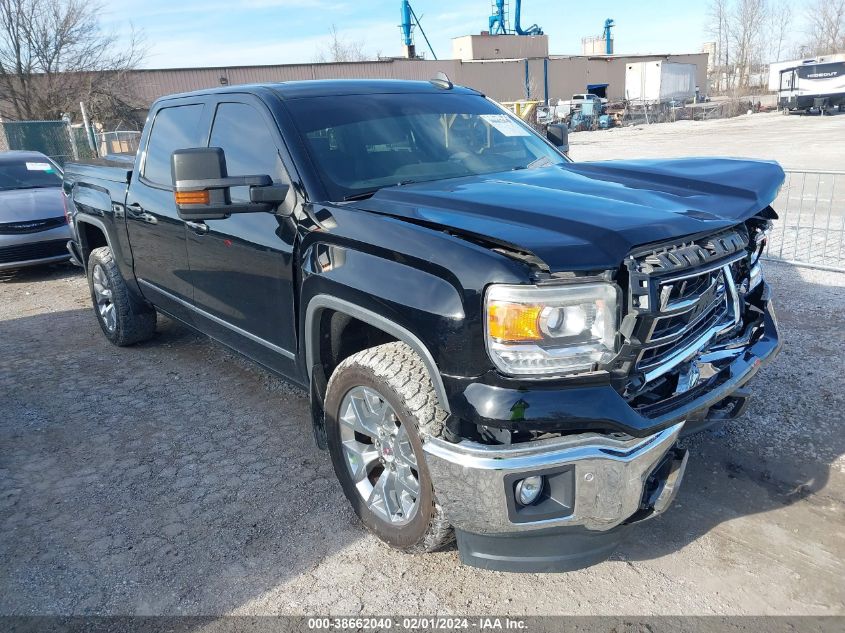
left=64, top=79, right=783, bottom=572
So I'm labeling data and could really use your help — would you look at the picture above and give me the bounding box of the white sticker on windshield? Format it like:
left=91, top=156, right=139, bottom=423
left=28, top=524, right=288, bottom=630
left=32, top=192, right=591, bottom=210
left=480, top=114, right=531, bottom=137
left=25, top=162, right=53, bottom=171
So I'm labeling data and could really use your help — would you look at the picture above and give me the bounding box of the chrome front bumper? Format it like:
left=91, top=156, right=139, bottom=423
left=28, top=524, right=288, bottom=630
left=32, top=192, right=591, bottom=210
left=423, top=420, right=684, bottom=535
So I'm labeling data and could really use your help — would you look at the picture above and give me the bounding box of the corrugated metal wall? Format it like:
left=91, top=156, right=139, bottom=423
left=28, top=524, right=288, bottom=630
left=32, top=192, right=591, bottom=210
left=125, top=53, right=709, bottom=108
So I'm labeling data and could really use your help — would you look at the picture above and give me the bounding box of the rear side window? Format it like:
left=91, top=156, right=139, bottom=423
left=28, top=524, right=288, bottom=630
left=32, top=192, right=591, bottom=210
left=143, top=104, right=205, bottom=186
left=208, top=102, right=284, bottom=202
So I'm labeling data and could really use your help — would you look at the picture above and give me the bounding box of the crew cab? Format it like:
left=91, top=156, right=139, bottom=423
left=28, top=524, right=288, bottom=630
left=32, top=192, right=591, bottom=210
left=64, top=79, right=782, bottom=572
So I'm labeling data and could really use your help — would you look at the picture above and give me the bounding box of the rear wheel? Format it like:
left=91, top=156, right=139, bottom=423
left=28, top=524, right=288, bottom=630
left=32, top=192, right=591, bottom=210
left=87, top=246, right=156, bottom=346
left=325, top=342, right=453, bottom=553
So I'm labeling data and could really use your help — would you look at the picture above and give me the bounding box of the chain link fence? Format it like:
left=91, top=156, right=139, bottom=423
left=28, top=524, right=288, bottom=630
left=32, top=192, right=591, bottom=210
left=0, top=119, right=96, bottom=165
left=764, top=169, right=845, bottom=272
left=95, top=130, right=141, bottom=158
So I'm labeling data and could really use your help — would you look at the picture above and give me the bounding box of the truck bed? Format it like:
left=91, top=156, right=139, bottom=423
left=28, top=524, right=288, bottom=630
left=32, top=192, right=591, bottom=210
left=64, top=157, right=133, bottom=185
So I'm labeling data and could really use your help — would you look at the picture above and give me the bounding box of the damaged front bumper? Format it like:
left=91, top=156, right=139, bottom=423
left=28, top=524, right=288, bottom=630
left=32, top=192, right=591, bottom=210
left=442, top=284, right=781, bottom=439
left=424, top=420, right=688, bottom=572
left=424, top=290, right=780, bottom=572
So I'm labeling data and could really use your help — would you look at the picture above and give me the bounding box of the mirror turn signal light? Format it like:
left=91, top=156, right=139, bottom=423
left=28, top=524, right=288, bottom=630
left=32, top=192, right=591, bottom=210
left=175, top=190, right=210, bottom=205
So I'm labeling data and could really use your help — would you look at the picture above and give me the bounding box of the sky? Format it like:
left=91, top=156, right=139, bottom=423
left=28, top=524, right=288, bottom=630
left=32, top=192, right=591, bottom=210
left=101, top=0, right=712, bottom=70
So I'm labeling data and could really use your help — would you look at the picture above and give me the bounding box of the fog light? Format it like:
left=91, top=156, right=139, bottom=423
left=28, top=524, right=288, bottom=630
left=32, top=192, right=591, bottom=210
left=515, top=475, right=544, bottom=506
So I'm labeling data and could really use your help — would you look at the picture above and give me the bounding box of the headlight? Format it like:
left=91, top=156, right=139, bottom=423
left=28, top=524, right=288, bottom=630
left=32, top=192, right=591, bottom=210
left=485, top=282, right=619, bottom=376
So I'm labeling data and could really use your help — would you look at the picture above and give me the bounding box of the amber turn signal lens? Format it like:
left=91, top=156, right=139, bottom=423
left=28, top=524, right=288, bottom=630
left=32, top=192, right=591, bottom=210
left=175, top=190, right=210, bottom=205
left=488, top=302, right=542, bottom=342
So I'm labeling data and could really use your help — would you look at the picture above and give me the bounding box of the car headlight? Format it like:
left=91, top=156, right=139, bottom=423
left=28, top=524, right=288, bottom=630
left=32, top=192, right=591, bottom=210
left=485, top=282, right=619, bottom=376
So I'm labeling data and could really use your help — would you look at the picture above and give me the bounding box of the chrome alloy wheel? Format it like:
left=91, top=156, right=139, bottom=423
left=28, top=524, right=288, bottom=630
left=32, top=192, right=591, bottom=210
left=92, top=263, right=116, bottom=332
left=338, top=386, right=421, bottom=525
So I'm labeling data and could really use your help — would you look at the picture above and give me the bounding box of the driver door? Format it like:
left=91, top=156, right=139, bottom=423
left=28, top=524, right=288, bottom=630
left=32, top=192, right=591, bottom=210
left=184, top=97, right=299, bottom=375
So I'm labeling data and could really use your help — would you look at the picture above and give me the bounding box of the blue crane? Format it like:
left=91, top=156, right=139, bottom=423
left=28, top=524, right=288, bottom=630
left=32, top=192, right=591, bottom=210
left=399, top=1, right=438, bottom=59
left=603, top=18, right=615, bottom=54
left=489, top=0, right=506, bottom=34
left=489, top=0, right=543, bottom=36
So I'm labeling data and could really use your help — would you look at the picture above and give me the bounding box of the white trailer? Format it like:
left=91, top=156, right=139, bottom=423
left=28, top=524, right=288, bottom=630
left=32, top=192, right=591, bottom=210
left=778, top=60, right=845, bottom=113
left=624, top=61, right=697, bottom=104
left=768, top=54, right=845, bottom=92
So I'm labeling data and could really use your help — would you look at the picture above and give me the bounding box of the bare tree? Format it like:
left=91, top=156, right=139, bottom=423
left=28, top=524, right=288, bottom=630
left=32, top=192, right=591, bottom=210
left=314, top=24, right=370, bottom=63
left=730, top=0, right=768, bottom=90
left=708, top=0, right=786, bottom=92
left=803, top=0, right=845, bottom=55
left=0, top=0, right=145, bottom=122
left=707, top=0, right=733, bottom=92
left=767, top=0, right=793, bottom=62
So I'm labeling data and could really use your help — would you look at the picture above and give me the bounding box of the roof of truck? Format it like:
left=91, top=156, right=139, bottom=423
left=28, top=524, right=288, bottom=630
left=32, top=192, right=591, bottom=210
left=157, top=79, right=481, bottom=103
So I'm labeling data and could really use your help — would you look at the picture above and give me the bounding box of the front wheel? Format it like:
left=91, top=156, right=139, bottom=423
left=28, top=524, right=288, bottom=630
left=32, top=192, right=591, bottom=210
left=324, top=342, right=453, bottom=553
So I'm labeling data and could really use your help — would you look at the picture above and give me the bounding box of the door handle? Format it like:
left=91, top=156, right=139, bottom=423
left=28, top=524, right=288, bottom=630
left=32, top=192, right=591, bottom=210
left=185, top=220, right=209, bottom=235
left=125, top=202, right=157, bottom=224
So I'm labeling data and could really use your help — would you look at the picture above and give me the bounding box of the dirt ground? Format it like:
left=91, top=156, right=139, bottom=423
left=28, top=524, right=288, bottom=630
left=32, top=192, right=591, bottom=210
left=1, top=113, right=844, bottom=617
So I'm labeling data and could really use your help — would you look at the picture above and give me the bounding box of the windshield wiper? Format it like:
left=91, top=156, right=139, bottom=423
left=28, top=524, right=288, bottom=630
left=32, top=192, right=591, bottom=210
left=342, top=180, right=421, bottom=202
left=343, top=189, right=381, bottom=201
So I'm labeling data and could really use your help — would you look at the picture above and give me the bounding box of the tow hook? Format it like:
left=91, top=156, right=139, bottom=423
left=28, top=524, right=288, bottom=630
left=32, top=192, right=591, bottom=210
left=706, top=388, right=751, bottom=422
left=627, top=446, right=689, bottom=523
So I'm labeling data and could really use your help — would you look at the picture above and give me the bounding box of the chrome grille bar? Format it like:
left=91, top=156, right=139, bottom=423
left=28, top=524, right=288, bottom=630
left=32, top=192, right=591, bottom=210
left=624, top=228, right=749, bottom=388
left=637, top=263, right=741, bottom=383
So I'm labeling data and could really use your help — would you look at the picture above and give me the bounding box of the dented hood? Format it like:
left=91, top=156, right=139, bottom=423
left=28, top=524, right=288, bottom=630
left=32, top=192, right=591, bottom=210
left=351, top=158, right=784, bottom=271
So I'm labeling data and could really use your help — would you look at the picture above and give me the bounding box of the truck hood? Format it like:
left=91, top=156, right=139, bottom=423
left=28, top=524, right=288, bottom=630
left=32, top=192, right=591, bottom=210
left=351, top=158, right=784, bottom=271
left=0, top=186, right=65, bottom=222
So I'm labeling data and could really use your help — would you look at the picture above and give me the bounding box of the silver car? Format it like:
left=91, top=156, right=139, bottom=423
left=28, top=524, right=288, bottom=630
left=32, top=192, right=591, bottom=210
left=0, top=150, right=71, bottom=272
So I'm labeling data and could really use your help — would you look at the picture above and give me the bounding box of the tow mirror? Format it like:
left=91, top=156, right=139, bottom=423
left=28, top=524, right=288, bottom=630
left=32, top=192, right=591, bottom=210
left=546, top=123, right=569, bottom=156
left=170, top=147, right=289, bottom=221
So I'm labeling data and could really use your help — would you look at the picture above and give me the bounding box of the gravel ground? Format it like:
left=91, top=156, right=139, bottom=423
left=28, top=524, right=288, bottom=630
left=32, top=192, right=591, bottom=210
left=0, top=259, right=843, bottom=616
left=569, top=111, right=845, bottom=169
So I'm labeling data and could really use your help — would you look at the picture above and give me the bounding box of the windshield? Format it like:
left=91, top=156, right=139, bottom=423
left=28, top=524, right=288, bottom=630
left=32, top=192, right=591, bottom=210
left=284, top=92, right=568, bottom=201
left=0, top=158, right=62, bottom=192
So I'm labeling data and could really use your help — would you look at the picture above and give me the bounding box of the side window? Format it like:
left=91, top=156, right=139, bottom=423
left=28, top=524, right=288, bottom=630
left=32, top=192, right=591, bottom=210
left=142, top=104, right=205, bottom=186
left=209, top=102, right=285, bottom=203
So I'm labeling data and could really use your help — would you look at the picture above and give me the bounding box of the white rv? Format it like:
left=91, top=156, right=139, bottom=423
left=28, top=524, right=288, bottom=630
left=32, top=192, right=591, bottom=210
left=778, top=60, right=845, bottom=113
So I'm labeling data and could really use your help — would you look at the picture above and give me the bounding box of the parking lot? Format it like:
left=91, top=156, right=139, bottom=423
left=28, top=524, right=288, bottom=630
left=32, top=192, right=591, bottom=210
left=2, top=114, right=844, bottom=617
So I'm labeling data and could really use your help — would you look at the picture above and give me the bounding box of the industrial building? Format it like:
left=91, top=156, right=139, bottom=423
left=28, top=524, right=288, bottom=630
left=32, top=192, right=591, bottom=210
left=124, top=34, right=707, bottom=114
left=117, top=2, right=705, bottom=110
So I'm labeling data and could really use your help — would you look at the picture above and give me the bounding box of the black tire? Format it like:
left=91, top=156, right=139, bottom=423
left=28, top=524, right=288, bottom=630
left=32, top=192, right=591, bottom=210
left=87, top=246, right=156, bottom=346
left=325, top=341, right=453, bottom=553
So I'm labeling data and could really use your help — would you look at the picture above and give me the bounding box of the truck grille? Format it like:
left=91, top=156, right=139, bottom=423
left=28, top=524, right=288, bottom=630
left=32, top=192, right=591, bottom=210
left=0, top=217, right=67, bottom=234
left=623, top=227, right=748, bottom=388
left=0, top=240, right=68, bottom=264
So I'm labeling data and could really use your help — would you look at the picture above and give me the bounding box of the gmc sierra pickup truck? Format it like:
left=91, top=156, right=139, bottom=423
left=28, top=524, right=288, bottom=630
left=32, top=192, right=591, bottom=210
left=64, top=79, right=783, bottom=572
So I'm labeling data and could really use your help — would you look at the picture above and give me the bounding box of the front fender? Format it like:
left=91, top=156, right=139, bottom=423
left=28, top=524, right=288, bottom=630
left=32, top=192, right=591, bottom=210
left=300, top=243, right=467, bottom=412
